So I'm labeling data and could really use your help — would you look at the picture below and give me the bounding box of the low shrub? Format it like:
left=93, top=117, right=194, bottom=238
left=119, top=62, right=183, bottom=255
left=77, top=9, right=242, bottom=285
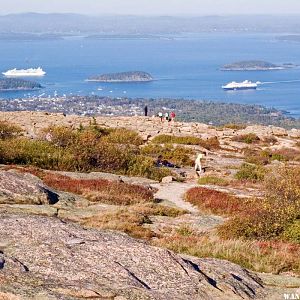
left=244, top=148, right=300, bottom=166
left=222, top=123, right=247, bottom=130
left=151, top=134, right=220, bottom=150
left=219, top=167, right=300, bottom=241
left=0, top=120, right=22, bottom=140
left=103, top=128, right=143, bottom=146
left=218, top=205, right=297, bottom=240
left=232, top=133, right=260, bottom=144
left=152, top=134, right=201, bottom=145
left=198, top=176, right=229, bottom=186
left=141, top=144, right=194, bottom=166
left=40, top=173, right=154, bottom=205
left=271, top=148, right=300, bottom=162
left=200, top=137, right=220, bottom=150
left=283, top=220, right=300, bottom=244
left=0, top=138, right=74, bottom=170
left=185, top=187, right=244, bottom=215
left=235, top=163, right=266, bottom=181
left=39, top=126, right=78, bottom=148
left=244, top=149, right=272, bottom=165
left=127, top=155, right=172, bottom=181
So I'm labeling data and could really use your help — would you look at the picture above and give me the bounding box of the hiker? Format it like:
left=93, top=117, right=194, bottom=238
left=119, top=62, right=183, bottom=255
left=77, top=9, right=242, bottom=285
left=155, top=155, right=178, bottom=168
left=158, top=112, right=163, bottom=122
left=170, top=111, right=176, bottom=122
left=144, top=105, right=148, bottom=117
left=165, top=112, right=170, bottom=122
left=195, top=152, right=206, bottom=177
left=155, top=155, right=164, bottom=167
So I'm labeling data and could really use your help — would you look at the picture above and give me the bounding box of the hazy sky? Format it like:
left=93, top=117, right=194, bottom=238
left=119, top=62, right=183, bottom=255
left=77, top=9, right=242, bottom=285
left=1, top=0, right=300, bottom=15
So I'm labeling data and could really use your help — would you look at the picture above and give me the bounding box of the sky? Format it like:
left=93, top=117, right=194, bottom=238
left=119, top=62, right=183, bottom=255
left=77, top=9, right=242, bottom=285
left=1, top=0, right=300, bottom=16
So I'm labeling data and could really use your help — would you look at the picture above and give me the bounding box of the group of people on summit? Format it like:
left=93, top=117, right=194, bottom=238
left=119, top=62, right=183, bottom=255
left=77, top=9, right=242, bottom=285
left=144, top=105, right=176, bottom=122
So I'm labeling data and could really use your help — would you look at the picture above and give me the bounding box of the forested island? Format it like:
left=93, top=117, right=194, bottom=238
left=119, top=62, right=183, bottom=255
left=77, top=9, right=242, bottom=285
left=87, top=71, right=153, bottom=82
left=0, top=78, right=42, bottom=91
left=221, top=60, right=296, bottom=71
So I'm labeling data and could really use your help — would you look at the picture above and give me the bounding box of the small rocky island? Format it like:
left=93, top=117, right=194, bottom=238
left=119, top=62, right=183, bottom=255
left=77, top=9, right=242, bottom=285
left=87, top=71, right=153, bottom=82
left=0, top=78, right=42, bottom=91
left=221, top=60, right=296, bottom=71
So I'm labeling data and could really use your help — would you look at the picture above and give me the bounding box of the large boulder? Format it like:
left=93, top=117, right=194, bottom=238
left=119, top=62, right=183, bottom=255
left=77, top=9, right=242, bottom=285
left=0, top=214, right=265, bottom=300
left=0, top=170, right=59, bottom=205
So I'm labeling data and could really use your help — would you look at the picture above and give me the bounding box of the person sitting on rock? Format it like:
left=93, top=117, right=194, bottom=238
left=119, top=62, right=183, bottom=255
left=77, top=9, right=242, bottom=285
left=155, top=155, right=178, bottom=168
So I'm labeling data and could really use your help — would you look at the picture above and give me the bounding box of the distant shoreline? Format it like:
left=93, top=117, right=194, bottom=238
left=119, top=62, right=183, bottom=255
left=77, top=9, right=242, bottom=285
left=0, top=96, right=299, bottom=128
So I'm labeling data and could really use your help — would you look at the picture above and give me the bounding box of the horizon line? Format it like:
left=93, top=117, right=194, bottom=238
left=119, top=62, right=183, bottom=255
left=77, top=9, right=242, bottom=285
left=1, top=12, right=300, bottom=17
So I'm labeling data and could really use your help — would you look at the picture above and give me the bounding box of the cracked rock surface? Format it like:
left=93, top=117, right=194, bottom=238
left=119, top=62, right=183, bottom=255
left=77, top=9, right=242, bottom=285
left=0, top=214, right=265, bottom=300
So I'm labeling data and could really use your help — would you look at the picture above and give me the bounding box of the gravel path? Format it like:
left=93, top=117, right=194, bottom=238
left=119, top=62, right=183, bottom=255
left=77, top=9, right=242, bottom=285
left=151, top=182, right=199, bottom=213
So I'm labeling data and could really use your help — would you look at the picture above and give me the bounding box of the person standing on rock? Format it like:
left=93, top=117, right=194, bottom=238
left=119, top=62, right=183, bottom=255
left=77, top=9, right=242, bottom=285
left=195, top=152, right=206, bottom=177
left=144, top=105, right=148, bottom=117
left=165, top=112, right=170, bottom=122
left=170, top=111, right=176, bottom=122
left=158, top=112, right=163, bottom=122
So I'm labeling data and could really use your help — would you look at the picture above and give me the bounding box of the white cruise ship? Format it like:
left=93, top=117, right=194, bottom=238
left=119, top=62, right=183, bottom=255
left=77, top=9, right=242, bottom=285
left=2, top=67, right=46, bottom=77
left=222, top=80, right=260, bottom=90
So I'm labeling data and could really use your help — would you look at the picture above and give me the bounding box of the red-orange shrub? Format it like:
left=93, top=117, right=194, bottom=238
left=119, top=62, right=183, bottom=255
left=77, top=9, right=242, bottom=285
left=185, top=187, right=245, bottom=215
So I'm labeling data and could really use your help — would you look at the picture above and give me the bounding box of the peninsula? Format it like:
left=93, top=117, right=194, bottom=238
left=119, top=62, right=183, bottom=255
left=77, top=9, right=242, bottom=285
left=87, top=71, right=153, bottom=82
left=221, top=60, right=296, bottom=71
left=0, top=78, right=42, bottom=91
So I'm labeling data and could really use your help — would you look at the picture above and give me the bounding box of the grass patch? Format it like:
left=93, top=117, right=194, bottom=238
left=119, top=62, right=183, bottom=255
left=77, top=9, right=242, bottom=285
left=153, top=232, right=300, bottom=274
left=198, top=176, right=229, bottom=186
left=82, top=203, right=187, bottom=240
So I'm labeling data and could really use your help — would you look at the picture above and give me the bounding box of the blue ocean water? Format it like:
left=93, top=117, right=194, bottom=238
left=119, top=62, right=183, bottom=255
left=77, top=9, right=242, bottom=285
left=0, top=33, right=300, bottom=117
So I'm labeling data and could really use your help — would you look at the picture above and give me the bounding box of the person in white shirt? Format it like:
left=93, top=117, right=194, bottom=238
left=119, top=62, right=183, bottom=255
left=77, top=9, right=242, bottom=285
left=195, top=152, right=206, bottom=177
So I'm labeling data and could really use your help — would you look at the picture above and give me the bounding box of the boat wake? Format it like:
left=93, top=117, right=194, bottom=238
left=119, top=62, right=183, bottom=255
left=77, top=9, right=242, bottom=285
left=259, top=79, right=300, bottom=85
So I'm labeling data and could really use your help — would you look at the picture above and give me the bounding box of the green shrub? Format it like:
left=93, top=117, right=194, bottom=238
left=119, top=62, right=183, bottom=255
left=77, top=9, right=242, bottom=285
left=127, top=155, right=172, bottom=181
left=0, top=121, right=22, bottom=140
left=103, top=128, right=143, bottom=146
left=283, top=220, right=300, bottom=244
left=0, top=138, right=73, bottom=170
left=40, top=126, right=78, bottom=148
left=235, top=163, right=266, bottom=181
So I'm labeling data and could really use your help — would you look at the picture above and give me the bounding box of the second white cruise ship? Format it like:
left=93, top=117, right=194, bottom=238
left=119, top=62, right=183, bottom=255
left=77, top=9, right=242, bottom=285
left=2, top=67, right=46, bottom=77
left=222, top=80, right=260, bottom=90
